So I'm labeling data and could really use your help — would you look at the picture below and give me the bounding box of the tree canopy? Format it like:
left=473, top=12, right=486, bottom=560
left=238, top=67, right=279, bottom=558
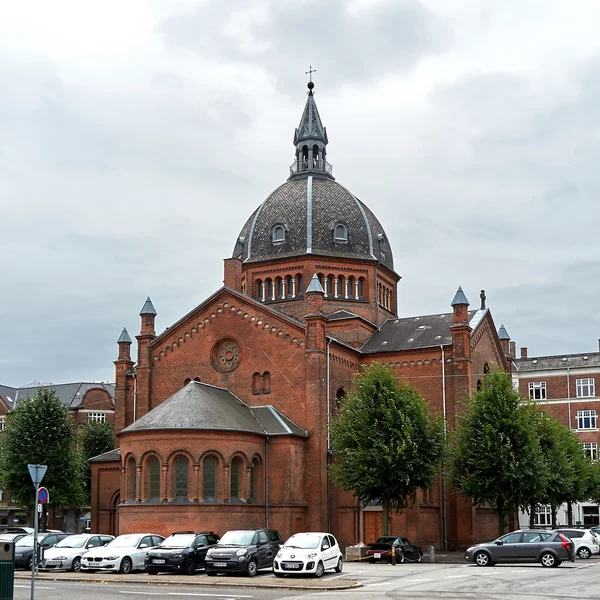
left=0, top=387, right=85, bottom=509
left=329, top=362, right=444, bottom=534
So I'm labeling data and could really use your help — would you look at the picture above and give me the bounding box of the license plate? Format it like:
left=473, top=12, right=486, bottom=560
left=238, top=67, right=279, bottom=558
left=46, top=561, right=62, bottom=566
left=89, top=562, right=102, bottom=567
left=374, top=553, right=381, bottom=559
left=152, top=559, right=165, bottom=564
left=283, top=563, right=301, bottom=569
left=213, top=562, right=227, bottom=567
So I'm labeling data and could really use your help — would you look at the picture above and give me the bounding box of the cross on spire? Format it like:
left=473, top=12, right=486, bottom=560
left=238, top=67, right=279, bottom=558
left=305, top=65, right=316, bottom=82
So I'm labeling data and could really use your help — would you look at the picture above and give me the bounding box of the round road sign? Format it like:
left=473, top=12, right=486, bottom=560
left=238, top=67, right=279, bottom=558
left=38, top=487, right=49, bottom=504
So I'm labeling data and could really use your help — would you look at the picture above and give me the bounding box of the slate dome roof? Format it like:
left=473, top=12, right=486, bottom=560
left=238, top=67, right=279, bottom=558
left=232, top=177, right=394, bottom=270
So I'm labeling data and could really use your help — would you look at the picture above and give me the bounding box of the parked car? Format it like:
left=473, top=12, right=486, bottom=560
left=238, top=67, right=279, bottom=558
left=80, top=533, right=164, bottom=574
left=553, top=528, right=600, bottom=559
left=465, top=529, right=575, bottom=567
left=273, top=532, right=343, bottom=578
left=0, top=533, right=27, bottom=543
left=145, top=531, right=219, bottom=575
left=1, top=527, right=34, bottom=535
left=204, top=529, right=283, bottom=577
left=40, top=533, right=114, bottom=572
left=14, top=532, right=70, bottom=570
left=366, top=536, right=423, bottom=564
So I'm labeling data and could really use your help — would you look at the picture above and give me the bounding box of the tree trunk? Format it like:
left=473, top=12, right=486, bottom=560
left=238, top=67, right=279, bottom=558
left=551, top=504, right=557, bottom=528
left=567, top=501, right=573, bottom=527
left=382, top=499, right=390, bottom=536
left=529, top=502, right=536, bottom=529
left=497, top=499, right=505, bottom=538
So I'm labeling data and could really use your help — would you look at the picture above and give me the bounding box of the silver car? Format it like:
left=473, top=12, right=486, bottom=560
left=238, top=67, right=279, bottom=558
left=41, top=534, right=114, bottom=571
left=465, top=529, right=575, bottom=567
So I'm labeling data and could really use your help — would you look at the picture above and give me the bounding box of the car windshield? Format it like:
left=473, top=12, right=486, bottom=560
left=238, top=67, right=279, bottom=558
left=219, top=531, right=255, bottom=546
left=16, top=535, right=42, bottom=548
left=55, top=535, right=88, bottom=548
left=106, top=535, right=141, bottom=548
left=160, top=535, right=195, bottom=548
left=284, top=535, right=321, bottom=549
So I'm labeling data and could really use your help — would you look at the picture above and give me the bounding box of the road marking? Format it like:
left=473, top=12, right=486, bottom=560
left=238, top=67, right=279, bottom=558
left=118, top=593, right=252, bottom=599
left=15, top=586, right=55, bottom=590
left=404, top=578, right=432, bottom=583
left=327, top=571, right=357, bottom=580
left=445, top=574, right=471, bottom=579
left=365, top=581, right=392, bottom=587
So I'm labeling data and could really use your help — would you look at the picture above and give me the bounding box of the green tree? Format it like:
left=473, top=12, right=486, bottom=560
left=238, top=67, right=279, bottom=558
left=329, top=363, right=444, bottom=535
left=79, top=420, right=115, bottom=499
left=0, top=387, right=85, bottom=513
left=450, top=369, right=545, bottom=536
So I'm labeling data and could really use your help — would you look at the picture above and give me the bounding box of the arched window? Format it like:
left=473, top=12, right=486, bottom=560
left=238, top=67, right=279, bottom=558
left=203, top=456, right=217, bottom=499
left=194, top=377, right=201, bottom=382
left=174, top=456, right=188, bottom=499
left=336, top=388, right=346, bottom=411
left=477, top=379, right=482, bottom=391
left=334, top=223, right=348, bottom=241
left=230, top=457, right=242, bottom=499
left=483, top=363, right=490, bottom=374
left=255, top=279, right=262, bottom=300
left=252, top=372, right=261, bottom=395
left=250, top=459, right=260, bottom=503
left=147, top=456, right=160, bottom=500
left=357, top=277, right=365, bottom=298
left=285, top=275, right=293, bottom=297
left=325, top=275, right=333, bottom=297
left=272, top=225, right=285, bottom=243
left=276, top=277, right=284, bottom=298
left=128, top=457, right=136, bottom=501
left=184, top=378, right=191, bottom=385
left=262, top=372, right=271, bottom=394
left=297, top=274, right=303, bottom=295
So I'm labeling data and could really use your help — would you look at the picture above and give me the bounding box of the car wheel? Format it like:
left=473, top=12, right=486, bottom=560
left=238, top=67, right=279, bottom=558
left=334, top=557, right=343, bottom=573
left=206, top=571, right=217, bottom=577
left=120, top=557, right=133, bottom=574
left=246, top=559, right=258, bottom=577
left=183, top=558, right=196, bottom=575
left=367, top=557, right=376, bottom=564
left=578, top=547, right=591, bottom=559
left=71, top=557, right=82, bottom=573
left=26, top=556, right=33, bottom=571
left=540, top=552, right=557, bottom=568
left=474, top=551, right=491, bottom=567
left=314, top=561, right=325, bottom=578
left=146, top=569, right=158, bottom=575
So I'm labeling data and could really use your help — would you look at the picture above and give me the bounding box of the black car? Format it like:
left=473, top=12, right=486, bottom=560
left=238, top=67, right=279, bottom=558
left=145, top=531, right=220, bottom=575
left=366, top=536, right=423, bottom=563
left=204, top=529, right=283, bottom=577
left=14, top=532, right=70, bottom=570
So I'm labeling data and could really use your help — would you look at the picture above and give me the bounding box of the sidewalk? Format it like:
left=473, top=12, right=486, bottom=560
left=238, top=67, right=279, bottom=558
left=15, top=570, right=361, bottom=591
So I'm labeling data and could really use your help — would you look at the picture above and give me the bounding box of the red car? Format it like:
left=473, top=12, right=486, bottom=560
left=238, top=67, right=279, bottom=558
left=366, top=536, right=423, bottom=563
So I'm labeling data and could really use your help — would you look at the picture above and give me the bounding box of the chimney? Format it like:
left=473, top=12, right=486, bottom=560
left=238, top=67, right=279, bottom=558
left=520, top=347, right=528, bottom=359
left=509, top=341, right=516, bottom=358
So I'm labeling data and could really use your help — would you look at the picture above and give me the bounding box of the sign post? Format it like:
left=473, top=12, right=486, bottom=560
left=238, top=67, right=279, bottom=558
left=27, top=465, right=47, bottom=600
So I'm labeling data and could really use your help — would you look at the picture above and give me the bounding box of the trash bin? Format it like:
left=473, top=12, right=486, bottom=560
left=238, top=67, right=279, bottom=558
left=0, top=541, right=14, bottom=600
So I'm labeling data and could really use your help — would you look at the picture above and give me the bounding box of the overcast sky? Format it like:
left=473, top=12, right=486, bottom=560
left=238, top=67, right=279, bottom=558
left=2, top=0, right=600, bottom=387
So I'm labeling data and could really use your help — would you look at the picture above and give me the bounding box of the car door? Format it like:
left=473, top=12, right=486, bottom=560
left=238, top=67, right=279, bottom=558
left=267, top=530, right=283, bottom=560
left=135, top=536, right=154, bottom=570
left=256, top=530, right=270, bottom=568
left=325, top=535, right=338, bottom=568
left=519, top=531, right=548, bottom=560
left=492, top=532, right=522, bottom=562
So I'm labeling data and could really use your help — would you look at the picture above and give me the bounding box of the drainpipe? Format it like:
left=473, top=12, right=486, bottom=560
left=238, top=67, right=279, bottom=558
left=327, top=338, right=332, bottom=534
left=440, top=344, right=448, bottom=551
left=567, top=368, right=571, bottom=430
left=265, top=436, right=270, bottom=528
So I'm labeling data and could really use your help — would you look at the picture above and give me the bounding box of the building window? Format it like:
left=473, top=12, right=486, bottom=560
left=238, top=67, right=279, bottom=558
left=128, top=457, right=136, bottom=501
left=577, top=410, right=597, bottom=430
left=262, top=372, right=271, bottom=394
left=230, top=457, right=242, bottom=499
left=0, top=417, right=5, bottom=431
left=250, top=459, right=259, bottom=503
left=534, top=505, right=552, bottom=526
left=528, top=382, right=547, bottom=401
left=333, top=223, right=348, bottom=241
left=582, top=442, right=598, bottom=461
left=203, top=456, right=217, bottom=499
left=577, top=378, right=595, bottom=398
left=583, top=506, right=600, bottom=527
left=88, top=412, right=106, bottom=423
left=272, top=225, right=285, bottom=243
left=174, top=457, right=188, bottom=498
left=147, top=457, right=160, bottom=500
left=252, top=373, right=261, bottom=395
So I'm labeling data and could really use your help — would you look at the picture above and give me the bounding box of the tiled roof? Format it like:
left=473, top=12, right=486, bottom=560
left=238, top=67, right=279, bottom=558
left=0, top=384, right=17, bottom=409
left=89, top=448, right=121, bottom=463
left=360, top=310, right=477, bottom=353
left=515, top=353, right=600, bottom=372
left=12, top=382, right=115, bottom=409
left=119, top=381, right=308, bottom=438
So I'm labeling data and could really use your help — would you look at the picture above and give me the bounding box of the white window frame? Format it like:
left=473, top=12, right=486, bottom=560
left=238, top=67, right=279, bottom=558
left=576, top=409, right=597, bottom=430
left=534, top=505, right=552, bottom=526
left=271, top=225, right=285, bottom=243
left=0, top=417, right=5, bottom=431
left=577, top=378, right=595, bottom=398
left=333, top=223, right=348, bottom=242
left=528, top=381, right=547, bottom=401
left=87, top=412, right=106, bottom=424
left=582, top=442, right=598, bottom=461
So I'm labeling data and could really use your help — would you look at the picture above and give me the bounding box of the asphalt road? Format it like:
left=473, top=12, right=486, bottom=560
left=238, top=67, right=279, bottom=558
left=12, top=558, right=600, bottom=600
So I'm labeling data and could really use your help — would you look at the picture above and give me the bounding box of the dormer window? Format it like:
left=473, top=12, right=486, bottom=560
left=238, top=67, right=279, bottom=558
left=333, top=223, right=348, bottom=242
left=272, top=225, right=285, bottom=243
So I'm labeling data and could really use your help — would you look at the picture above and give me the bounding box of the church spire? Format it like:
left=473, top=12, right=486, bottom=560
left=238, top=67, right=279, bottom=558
left=289, top=71, right=334, bottom=180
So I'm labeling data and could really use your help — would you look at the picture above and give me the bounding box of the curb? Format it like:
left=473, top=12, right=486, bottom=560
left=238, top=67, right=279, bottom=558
left=15, top=573, right=362, bottom=591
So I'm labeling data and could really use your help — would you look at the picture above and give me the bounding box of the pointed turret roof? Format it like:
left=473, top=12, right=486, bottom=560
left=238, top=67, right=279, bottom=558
left=306, top=273, right=325, bottom=294
left=117, top=327, right=132, bottom=344
left=451, top=286, right=469, bottom=306
left=294, top=85, right=328, bottom=146
left=498, top=324, right=510, bottom=340
left=140, top=297, right=157, bottom=316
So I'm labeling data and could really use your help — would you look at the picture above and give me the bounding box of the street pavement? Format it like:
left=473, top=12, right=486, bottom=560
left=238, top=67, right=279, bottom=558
left=13, top=556, right=600, bottom=600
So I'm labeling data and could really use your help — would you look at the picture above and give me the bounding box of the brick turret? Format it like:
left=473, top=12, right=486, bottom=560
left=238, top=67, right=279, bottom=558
left=114, top=327, right=134, bottom=437
left=136, top=297, right=157, bottom=421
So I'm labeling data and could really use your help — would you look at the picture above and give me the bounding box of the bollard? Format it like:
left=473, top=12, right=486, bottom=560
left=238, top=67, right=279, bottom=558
left=428, top=545, right=435, bottom=563
left=391, top=544, right=396, bottom=565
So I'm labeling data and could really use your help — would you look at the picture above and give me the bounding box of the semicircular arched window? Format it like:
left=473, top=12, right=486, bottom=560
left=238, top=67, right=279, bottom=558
left=272, top=225, right=285, bottom=243
left=333, top=223, right=348, bottom=241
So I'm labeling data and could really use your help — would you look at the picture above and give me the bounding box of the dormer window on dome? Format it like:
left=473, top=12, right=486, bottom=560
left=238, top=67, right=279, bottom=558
left=333, top=223, right=348, bottom=242
left=272, top=225, right=286, bottom=243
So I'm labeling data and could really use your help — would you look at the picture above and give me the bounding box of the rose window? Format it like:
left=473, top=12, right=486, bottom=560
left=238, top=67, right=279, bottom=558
left=212, top=338, right=241, bottom=372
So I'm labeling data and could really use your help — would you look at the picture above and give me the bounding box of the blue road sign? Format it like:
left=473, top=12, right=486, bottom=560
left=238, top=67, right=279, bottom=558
left=38, top=487, right=49, bottom=504
left=27, top=464, right=47, bottom=486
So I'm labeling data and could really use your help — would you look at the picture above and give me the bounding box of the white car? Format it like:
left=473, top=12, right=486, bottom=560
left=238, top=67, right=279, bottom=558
left=41, top=534, right=114, bottom=571
left=273, top=532, right=343, bottom=577
left=81, top=533, right=165, bottom=574
left=554, top=528, right=600, bottom=559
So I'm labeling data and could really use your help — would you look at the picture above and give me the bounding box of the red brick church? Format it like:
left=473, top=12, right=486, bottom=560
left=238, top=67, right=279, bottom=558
left=91, top=80, right=511, bottom=550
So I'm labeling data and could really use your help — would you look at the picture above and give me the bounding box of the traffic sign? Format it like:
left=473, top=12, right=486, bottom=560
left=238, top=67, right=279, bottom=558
left=27, top=464, right=47, bottom=486
left=38, top=487, right=49, bottom=504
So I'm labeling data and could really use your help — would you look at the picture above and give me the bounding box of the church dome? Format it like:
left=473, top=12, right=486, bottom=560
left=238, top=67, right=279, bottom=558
left=233, top=177, right=394, bottom=270
left=232, top=80, right=394, bottom=271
